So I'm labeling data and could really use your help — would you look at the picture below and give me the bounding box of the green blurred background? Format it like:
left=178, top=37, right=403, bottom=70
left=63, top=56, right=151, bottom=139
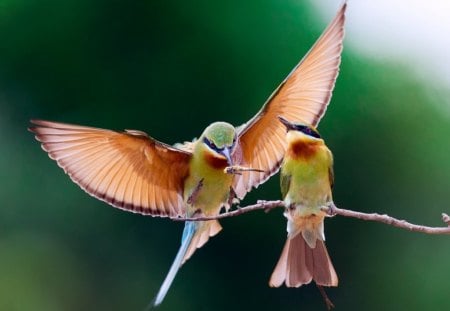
left=1, top=0, right=449, bottom=310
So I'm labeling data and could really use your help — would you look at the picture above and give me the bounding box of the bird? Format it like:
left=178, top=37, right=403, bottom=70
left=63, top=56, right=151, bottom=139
left=29, top=1, right=346, bottom=306
left=269, top=116, right=338, bottom=290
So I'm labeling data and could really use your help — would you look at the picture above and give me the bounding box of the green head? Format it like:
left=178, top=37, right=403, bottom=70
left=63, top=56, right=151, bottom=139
left=201, top=122, right=237, bottom=165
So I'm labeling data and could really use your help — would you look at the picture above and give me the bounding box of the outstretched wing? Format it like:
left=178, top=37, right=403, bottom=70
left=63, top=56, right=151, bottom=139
left=233, top=3, right=346, bottom=199
left=29, top=120, right=192, bottom=217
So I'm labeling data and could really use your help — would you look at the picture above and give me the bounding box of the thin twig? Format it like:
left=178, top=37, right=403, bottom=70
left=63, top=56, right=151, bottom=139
left=172, top=200, right=284, bottom=221
left=325, top=203, right=450, bottom=235
left=171, top=200, right=450, bottom=235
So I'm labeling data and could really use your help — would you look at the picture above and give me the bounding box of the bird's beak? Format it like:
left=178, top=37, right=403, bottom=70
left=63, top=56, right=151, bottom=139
left=220, top=147, right=233, bottom=166
left=278, top=116, right=296, bottom=131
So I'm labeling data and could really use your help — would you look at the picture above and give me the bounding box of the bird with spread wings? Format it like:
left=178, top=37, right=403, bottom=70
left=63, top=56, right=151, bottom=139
left=29, top=2, right=345, bottom=306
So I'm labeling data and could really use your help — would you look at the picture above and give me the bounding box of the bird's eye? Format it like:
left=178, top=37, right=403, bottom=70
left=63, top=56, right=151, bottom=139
left=203, top=137, right=214, bottom=148
left=294, top=124, right=307, bottom=132
left=203, top=137, right=222, bottom=152
left=295, top=125, right=321, bottom=139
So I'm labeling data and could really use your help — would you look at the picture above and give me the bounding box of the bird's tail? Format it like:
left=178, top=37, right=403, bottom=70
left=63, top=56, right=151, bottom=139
left=152, top=220, right=222, bottom=307
left=182, top=220, right=222, bottom=264
left=269, top=221, right=338, bottom=288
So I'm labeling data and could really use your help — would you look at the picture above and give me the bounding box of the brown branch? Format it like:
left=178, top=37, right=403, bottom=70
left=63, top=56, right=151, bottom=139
left=325, top=203, right=450, bottom=235
left=172, top=200, right=285, bottom=221
left=171, top=200, right=450, bottom=235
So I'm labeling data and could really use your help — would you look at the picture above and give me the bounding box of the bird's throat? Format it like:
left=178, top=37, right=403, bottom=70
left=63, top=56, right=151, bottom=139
left=288, top=139, right=321, bottom=160
left=203, top=151, right=229, bottom=170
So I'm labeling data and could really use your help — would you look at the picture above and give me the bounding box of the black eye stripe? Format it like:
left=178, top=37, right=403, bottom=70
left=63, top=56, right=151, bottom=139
left=203, top=137, right=223, bottom=152
left=294, top=125, right=321, bottom=139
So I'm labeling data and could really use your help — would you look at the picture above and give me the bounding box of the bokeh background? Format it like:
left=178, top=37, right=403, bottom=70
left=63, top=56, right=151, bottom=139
left=1, top=0, right=449, bottom=310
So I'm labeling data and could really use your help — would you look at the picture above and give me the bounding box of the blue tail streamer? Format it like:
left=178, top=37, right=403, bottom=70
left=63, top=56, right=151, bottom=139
left=151, top=221, right=197, bottom=307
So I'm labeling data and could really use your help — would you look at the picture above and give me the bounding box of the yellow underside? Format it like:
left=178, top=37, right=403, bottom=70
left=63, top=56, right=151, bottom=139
left=283, top=146, right=332, bottom=212
left=184, top=147, right=234, bottom=216
left=282, top=137, right=332, bottom=239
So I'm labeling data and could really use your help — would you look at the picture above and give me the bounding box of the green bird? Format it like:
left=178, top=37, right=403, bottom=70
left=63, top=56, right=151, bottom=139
left=29, top=1, right=345, bottom=306
left=269, top=116, right=338, bottom=288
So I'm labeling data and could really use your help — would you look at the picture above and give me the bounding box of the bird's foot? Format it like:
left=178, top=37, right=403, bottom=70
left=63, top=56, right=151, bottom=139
left=323, top=202, right=338, bottom=217
left=189, top=209, right=205, bottom=220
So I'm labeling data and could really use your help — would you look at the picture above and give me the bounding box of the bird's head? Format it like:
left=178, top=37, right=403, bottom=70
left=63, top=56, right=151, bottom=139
left=278, top=116, right=322, bottom=142
left=200, top=122, right=237, bottom=166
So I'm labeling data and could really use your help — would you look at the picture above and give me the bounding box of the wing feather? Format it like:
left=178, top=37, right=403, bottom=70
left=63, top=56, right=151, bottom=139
left=29, top=120, right=192, bottom=217
left=233, top=3, right=346, bottom=198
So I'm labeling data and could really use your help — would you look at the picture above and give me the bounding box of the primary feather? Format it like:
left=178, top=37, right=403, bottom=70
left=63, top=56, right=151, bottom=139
left=233, top=2, right=346, bottom=199
left=29, top=119, right=191, bottom=217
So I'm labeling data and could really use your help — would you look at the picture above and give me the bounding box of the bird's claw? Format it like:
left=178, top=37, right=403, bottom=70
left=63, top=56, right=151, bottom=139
left=324, top=202, right=338, bottom=217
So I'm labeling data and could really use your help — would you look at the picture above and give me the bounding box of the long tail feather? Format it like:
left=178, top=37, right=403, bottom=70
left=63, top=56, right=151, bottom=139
left=312, top=239, right=338, bottom=286
left=269, top=231, right=338, bottom=288
left=152, top=220, right=222, bottom=307
left=153, top=221, right=197, bottom=307
left=182, top=220, right=222, bottom=264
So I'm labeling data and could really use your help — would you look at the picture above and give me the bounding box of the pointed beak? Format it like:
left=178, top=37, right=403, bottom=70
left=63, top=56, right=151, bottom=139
left=220, top=147, right=233, bottom=166
left=278, top=116, right=296, bottom=131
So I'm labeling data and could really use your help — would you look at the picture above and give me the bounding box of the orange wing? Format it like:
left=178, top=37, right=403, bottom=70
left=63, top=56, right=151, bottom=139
left=233, top=3, right=346, bottom=199
left=29, top=120, right=192, bottom=217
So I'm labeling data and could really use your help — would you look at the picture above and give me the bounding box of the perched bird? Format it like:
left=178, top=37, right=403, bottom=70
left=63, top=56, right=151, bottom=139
left=29, top=1, right=345, bottom=306
left=269, top=116, right=338, bottom=289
